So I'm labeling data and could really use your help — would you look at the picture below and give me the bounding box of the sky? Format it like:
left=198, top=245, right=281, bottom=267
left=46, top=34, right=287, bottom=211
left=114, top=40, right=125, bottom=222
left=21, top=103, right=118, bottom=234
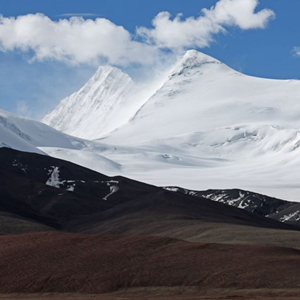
left=0, top=0, right=300, bottom=120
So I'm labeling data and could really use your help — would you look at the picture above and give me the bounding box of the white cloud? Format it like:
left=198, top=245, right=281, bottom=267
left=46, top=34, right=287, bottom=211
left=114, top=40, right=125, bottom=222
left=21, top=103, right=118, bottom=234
left=203, top=0, right=275, bottom=30
left=292, top=47, right=300, bottom=57
left=0, top=13, right=158, bottom=66
left=137, top=0, right=275, bottom=50
left=0, top=0, right=275, bottom=66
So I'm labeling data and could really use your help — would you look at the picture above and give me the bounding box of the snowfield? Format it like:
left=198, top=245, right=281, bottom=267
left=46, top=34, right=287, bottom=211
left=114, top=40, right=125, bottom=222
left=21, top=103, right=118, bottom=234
left=1, top=50, right=300, bottom=201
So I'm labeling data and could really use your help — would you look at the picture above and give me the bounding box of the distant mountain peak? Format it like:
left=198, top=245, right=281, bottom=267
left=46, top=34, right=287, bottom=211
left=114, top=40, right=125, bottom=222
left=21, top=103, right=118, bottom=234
left=182, top=50, right=222, bottom=65
left=90, top=65, right=131, bottom=83
left=171, top=50, right=223, bottom=77
left=42, top=65, right=141, bottom=139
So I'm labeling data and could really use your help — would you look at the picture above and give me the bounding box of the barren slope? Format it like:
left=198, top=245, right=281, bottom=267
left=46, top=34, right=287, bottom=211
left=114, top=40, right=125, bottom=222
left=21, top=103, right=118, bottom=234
left=0, top=232, right=300, bottom=295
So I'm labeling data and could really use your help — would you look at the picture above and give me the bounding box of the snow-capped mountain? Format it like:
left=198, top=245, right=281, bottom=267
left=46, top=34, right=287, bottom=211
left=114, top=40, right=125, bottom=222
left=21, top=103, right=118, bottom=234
left=98, top=50, right=300, bottom=200
left=106, top=50, right=300, bottom=143
left=2, top=50, right=300, bottom=201
left=43, top=66, right=143, bottom=139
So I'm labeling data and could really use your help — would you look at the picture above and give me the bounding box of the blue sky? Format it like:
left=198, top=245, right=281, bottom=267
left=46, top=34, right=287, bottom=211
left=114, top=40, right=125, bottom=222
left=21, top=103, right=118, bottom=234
left=0, top=0, right=300, bottom=119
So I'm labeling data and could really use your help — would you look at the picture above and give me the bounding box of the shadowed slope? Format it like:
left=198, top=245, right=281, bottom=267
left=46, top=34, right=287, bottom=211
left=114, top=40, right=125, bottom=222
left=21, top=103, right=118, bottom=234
left=0, top=211, right=54, bottom=235
left=69, top=190, right=300, bottom=249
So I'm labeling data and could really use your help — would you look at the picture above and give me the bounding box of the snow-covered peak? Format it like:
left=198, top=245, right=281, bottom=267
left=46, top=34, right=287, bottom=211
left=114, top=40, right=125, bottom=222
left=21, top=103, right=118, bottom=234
left=85, top=65, right=131, bottom=86
left=170, top=50, right=224, bottom=77
left=43, top=65, right=145, bottom=139
left=105, top=50, right=300, bottom=143
left=178, top=49, right=222, bottom=68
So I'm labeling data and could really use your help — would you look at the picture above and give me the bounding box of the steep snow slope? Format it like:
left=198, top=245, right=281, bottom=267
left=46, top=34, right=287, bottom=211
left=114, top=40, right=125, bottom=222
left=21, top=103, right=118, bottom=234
left=43, top=66, right=141, bottom=139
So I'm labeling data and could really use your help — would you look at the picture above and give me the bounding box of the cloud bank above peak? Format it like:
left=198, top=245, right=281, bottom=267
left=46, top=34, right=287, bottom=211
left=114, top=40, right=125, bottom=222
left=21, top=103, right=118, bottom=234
left=0, top=0, right=275, bottom=66
left=138, top=0, right=275, bottom=50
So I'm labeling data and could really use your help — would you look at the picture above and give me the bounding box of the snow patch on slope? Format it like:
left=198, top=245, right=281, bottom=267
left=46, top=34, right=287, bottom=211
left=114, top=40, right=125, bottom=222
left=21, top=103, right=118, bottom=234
left=280, top=211, right=300, bottom=223
left=102, top=180, right=119, bottom=200
left=46, top=167, right=63, bottom=188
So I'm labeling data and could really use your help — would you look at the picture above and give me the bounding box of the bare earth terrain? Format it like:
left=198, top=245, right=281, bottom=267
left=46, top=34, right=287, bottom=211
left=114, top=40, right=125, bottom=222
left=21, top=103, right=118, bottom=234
left=0, top=232, right=300, bottom=299
left=0, top=149, right=300, bottom=299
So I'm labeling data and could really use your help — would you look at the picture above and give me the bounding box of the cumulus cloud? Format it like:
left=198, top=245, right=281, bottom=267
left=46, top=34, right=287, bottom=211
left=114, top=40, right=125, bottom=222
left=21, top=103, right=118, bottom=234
left=204, top=0, right=275, bottom=30
left=137, top=0, right=275, bottom=50
left=0, top=13, right=158, bottom=66
left=0, top=0, right=275, bottom=66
